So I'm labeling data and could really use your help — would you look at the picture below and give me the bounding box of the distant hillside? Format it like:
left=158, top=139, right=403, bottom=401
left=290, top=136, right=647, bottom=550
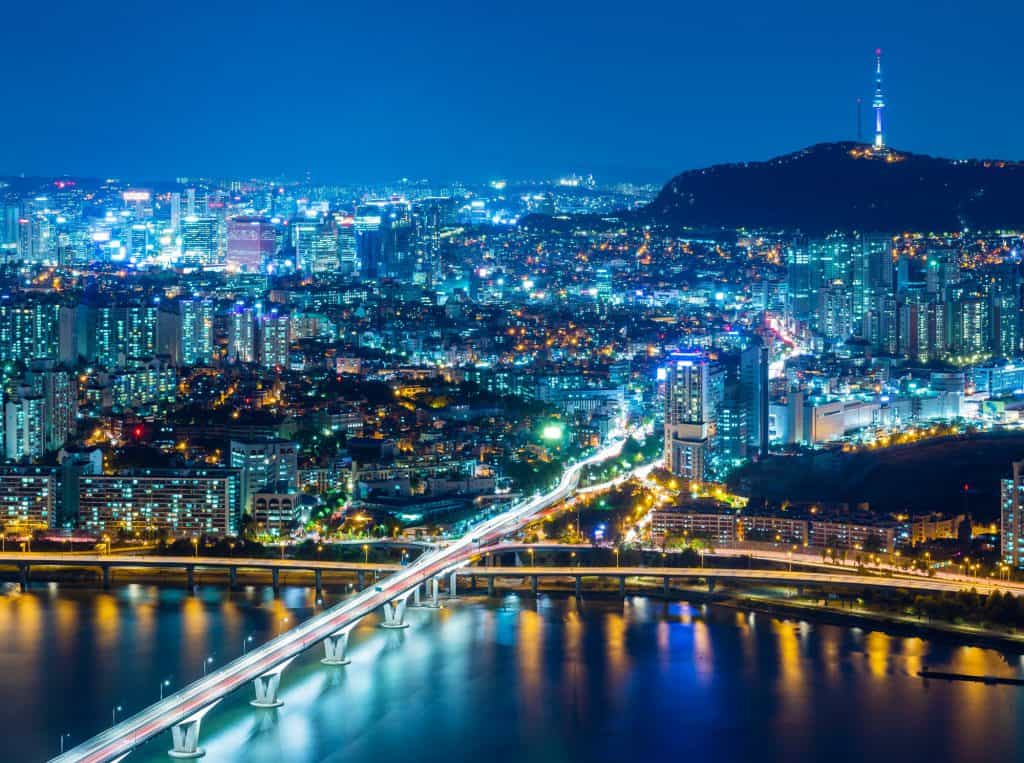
left=645, top=142, right=1024, bottom=233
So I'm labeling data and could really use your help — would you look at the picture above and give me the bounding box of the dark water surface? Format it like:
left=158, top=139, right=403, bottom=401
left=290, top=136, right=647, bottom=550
left=3, top=582, right=1023, bottom=762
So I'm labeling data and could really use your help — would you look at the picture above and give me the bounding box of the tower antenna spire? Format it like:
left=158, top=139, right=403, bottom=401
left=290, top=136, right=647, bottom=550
left=872, top=48, right=886, bottom=149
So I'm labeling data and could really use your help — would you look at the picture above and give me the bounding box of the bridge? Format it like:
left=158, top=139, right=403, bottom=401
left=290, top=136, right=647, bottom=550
left=457, top=565, right=1018, bottom=598
left=0, top=552, right=402, bottom=595
left=51, top=437, right=627, bottom=763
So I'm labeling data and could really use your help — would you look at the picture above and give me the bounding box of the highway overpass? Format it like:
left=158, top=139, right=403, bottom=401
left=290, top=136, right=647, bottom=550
left=50, top=437, right=627, bottom=763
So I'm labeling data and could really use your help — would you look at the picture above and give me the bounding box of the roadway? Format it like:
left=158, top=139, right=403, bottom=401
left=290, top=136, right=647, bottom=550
left=51, top=436, right=626, bottom=763
left=459, top=565, right=1014, bottom=596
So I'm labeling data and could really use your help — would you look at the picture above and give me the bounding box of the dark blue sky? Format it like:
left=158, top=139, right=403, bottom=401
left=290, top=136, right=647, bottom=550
left=2, top=0, right=1021, bottom=184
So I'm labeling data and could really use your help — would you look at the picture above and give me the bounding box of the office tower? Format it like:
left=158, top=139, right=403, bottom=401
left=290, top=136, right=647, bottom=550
left=227, top=303, right=256, bottom=363
left=355, top=200, right=413, bottom=279
left=226, top=217, right=275, bottom=272
left=335, top=214, right=358, bottom=275
left=260, top=309, right=291, bottom=368
left=169, top=192, right=182, bottom=235
left=180, top=215, right=220, bottom=267
left=293, top=222, right=338, bottom=273
left=179, top=298, right=215, bottom=365
left=786, top=241, right=812, bottom=321
left=664, top=353, right=714, bottom=483
left=1002, top=459, right=1024, bottom=569
left=740, top=336, right=770, bottom=459
left=229, top=439, right=298, bottom=519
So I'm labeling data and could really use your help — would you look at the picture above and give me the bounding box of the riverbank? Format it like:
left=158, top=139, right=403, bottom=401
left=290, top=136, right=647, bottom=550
left=720, top=593, right=1024, bottom=650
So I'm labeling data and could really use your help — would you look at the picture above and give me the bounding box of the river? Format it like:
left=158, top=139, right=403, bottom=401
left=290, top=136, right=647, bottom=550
left=2, top=582, right=1023, bottom=762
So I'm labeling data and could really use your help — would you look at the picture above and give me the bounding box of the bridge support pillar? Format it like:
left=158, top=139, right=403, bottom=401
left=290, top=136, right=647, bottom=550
left=102, top=565, right=111, bottom=590
left=167, top=700, right=221, bottom=758
left=229, top=567, right=237, bottom=589
left=619, top=575, right=626, bottom=597
left=575, top=576, right=582, bottom=598
left=250, top=657, right=296, bottom=708
left=663, top=576, right=670, bottom=596
left=18, top=563, right=29, bottom=593
left=322, top=624, right=355, bottom=665
left=796, top=585, right=804, bottom=598
left=381, top=593, right=412, bottom=629
left=314, top=569, right=322, bottom=596
left=448, top=571, right=457, bottom=599
left=707, top=578, right=716, bottom=593
left=186, top=565, right=195, bottom=590
left=356, top=571, right=365, bottom=590
left=531, top=575, right=538, bottom=597
left=469, top=575, right=476, bottom=592
left=271, top=568, right=280, bottom=595
left=487, top=576, right=495, bottom=597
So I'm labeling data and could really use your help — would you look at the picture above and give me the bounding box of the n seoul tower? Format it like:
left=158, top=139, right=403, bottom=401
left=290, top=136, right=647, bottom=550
left=872, top=48, right=886, bottom=149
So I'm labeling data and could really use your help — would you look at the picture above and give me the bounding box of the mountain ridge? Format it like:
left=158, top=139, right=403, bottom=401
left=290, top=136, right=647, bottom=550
left=644, top=141, right=1024, bottom=233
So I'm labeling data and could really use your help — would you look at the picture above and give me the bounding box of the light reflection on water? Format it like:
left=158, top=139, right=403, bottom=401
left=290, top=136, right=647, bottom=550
left=1, top=584, right=1023, bottom=762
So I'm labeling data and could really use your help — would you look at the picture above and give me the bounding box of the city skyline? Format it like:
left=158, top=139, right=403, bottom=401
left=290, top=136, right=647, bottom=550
left=3, top=1, right=1024, bottom=183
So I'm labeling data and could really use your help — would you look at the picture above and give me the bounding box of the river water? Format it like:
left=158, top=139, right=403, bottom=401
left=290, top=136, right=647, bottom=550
left=3, top=582, right=1023, bottom=762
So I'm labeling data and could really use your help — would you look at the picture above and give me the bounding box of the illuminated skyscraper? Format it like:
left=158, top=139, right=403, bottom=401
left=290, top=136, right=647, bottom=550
left=260, top=309, right=291, bottom=368
left=664, top=353, right=715, bottom=483
left=227, top=303, right=257, bottom=363
left=179, top=299, right=215, bottom=366
left=872, top=48, right=886, bottom=149
left=226, top=217, right=275, bottom=272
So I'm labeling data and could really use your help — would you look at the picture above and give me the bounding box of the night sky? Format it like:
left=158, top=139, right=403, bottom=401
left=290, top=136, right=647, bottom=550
left=2, top=0, right=1022, bottom=183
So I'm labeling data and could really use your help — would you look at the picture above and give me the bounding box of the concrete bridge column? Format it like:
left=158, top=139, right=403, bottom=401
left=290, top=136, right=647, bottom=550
left=381, top=592, right=412, bottom=629
left=102, top=565, right=111, bottom=590
left=18, top=563, right=29, bottom=593
left=356, top=571, right=365, bottom=590
left=619, top=575, right=626, bottom=597
left=229, top=567, right=237, bottom=589
left=167, top=700, right=221, bottom=759
left=322, top=624, right=356, bottom=666
left=271, top=568, right=280, bottom=595
left=663, top=576, right=670, bottom=596
left=250, top=657, right=296, bottom=708
left=707, top=578, right=716, bottom=593
left=575, top=576, right=582, bottom=598
left=314, top=569, right=322, bottom=596
left=185, top=565, right=195, bottom=590
left=469, top=575, right=476, bottom=592
left=487, top=576, right=495, bottom=597
left=531, top=575, right=538, bottom=597
left=448, top=571, right=457, bottom=599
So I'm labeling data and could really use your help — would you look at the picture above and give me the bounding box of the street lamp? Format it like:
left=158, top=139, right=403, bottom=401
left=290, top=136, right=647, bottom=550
left=317, top=544, right=323, bottom=561
left=614, top=548, right=620, bottom=568
left=278, top=616, right=290, bottom=636
left=111, top=705, right=123, bottom=727
left=191, top=537, right=198, bottom=559
left=363, top=544, right=369, bottom=565
left=202, top=656, right=214, bottom=676
left=243, top=634, right=254, bottom=655
left=159, top=678, right=171, bottom=700
left=59, top=733, right=71, bottom=754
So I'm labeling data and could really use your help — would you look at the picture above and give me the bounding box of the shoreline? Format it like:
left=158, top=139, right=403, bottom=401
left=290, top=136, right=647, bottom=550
left=718, top=593, right=1024, bottom=651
